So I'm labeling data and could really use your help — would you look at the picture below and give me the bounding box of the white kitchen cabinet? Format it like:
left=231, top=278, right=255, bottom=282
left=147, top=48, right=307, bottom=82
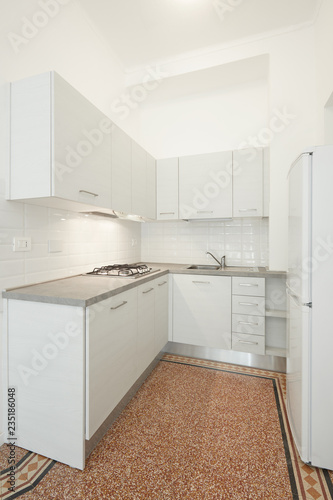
left=5, top=299, right=86, bottom=470
left=146, top=152, right=156, bottom=219
left=231, top=276, right=265, bottom=355
left=156, top=158, right=179, bottom=220
left=179, top=151, right=233, bottom=219
left=154, top=276, right=169, bottom=356
left=111, top=124, right=132, bottom=214
left=86, top=288, right=137, bottom=439
left=9, top=71, right=112, bottom=211
left=131, top=141, right=156, bottom=219
left=232, top=148, right=264, bottom=217
left=137, top=281, right=156, bottom=376
left=172, top=274, right=231, bottom=349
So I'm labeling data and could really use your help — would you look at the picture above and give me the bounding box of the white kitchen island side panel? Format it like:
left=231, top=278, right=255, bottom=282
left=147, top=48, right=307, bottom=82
left=5, top=299, right=85, bottom=469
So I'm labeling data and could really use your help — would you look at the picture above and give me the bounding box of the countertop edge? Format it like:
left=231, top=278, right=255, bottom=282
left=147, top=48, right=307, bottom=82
left=2, top=266, right=286, bottom=307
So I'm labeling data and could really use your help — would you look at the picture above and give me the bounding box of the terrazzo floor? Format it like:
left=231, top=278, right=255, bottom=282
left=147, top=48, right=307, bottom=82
left=0, top=354, right=332, bottom=499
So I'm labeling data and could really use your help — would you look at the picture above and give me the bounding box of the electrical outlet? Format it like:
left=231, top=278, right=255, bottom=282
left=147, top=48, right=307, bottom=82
left=13, top=237, right=31, bottom=252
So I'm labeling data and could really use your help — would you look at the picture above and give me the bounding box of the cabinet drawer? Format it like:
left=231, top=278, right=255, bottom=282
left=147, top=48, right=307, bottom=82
left=232, top=277, right=265, bottom=296
left=232, top=333, right=265, bottom=355
left=232, top=295, right=265, bottom=316
left=232, top=314, right=265, bottom=336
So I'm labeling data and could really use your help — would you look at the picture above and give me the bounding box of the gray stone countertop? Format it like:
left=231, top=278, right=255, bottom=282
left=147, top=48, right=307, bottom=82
left=2, top=263, right=286, bottom=307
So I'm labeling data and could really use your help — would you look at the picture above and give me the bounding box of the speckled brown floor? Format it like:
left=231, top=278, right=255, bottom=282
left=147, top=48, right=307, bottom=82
left=1, top=355, right=333, bottom=499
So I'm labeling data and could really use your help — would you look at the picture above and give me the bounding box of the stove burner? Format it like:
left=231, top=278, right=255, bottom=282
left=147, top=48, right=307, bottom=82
left=86, top=264, right=156, bottom=278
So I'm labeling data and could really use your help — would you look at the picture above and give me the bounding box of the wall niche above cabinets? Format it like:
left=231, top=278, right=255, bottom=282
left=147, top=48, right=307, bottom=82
left=8, top=71, right=156, bottom=220
left=156, top=147, right=269, bottom=221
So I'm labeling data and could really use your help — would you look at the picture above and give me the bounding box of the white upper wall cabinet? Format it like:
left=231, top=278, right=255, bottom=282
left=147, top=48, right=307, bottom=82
left=178, top=151, right=233, bottom=219
left=131, top=140, right=156, bottom=219
left=10, top=71, right=112, bottom=210
left=232, top=148, right=264, bottom=217
left=156, top=157, right=179, bottom=220
left=111, top=124, right=132, bottom=214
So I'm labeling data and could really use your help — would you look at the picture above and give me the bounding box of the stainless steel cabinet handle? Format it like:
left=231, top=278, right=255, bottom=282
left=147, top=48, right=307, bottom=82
left=143, top=288, right=154, bottom=294
left=196, top=210, right=213, bottom=214
left=192, top=281, right=211, bottom=284
left=238, top=208, right=257, bottom=212
left=110, top=300, right=127, bottom=310
left=159, top=212, right=175, bottom=215
left=238, top=340, right=259, bottom=345
left=158, top=281, right=167, bottom=286
left=239, top=283, right=259, bottom=287
left=238, top=321, right=259, bottom=326
left=239, top=302, right=259, bottom=306
left=79, top=190, right=99, bottom=197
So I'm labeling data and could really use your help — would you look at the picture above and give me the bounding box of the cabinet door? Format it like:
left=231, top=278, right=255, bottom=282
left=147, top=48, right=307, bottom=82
left=86, top=289, right=137, bottom=439
left=154, top=276, right=169, bottom=356
left=53, top=72, right=112, bottom=208
left=111, top=124, right=132, bottom=213
left=156, top=158, right=179, bottom=220
left=132, top=140, right=147, bottom=217
left=232, top=148, right=263, bottom=217
left=179, top=151, right=232, bottom=219
left=137, top=282, right=156, bottom=376
left=172, top=274, right=231, bottom=349
left=146, top=152, right=156, bottom=219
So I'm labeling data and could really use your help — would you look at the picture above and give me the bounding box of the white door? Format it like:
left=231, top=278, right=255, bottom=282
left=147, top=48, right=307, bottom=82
left=287, top=152, right=312, bottom=301
left=53, top=73, right=112, bottom=208
left=172, top=274, right=231, bottom=349
left=286, top=290, right=311, bottom=464
left=132, top=141, right=147, bottom=217
left=232, top=148, right=263, bottom=217
left=179, top=151, right=232, bottom=219
left=154, top=277, right=169, bottom=355
left=111, top=124, right=132, bottom=213
left=156, top=158, right=179, bottom=220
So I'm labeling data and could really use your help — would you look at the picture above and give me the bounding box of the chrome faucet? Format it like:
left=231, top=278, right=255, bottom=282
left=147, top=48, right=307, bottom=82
left=206, top=251, right=226, bottom=269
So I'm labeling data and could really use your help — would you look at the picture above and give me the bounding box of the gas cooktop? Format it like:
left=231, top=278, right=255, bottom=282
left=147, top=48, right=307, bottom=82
left=85, top=263, right=160, bottom=279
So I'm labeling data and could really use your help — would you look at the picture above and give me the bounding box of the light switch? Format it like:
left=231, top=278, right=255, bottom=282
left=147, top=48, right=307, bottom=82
left=13, top=237, right=31, bottom=252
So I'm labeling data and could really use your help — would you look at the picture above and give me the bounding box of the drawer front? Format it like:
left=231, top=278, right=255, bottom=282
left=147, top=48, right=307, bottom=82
left=232, top=295, right=265, bottom=316
left=232, top=277, right=265, bottom=297
left=232, top=314, right=265, bottom=336
left=232, top=333, right=265, bottom=355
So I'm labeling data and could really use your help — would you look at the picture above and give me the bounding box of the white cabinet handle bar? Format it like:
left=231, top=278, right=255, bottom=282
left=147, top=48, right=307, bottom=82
left=110, top=301, right=127, bottom=310
left=238, top=321, right=259, bottom=326
left=158, top=281, right=167, bottom=286
left=192, top=281, right=211, bottom=284
left=79, top=190, right=99, bottom=197
left=239, top=283, right=259, bottom=287
left=238, top=340, right=259, bottom=345
left=143, top=288, right=154, bottom=294
left=159, top=212, right=175, bottom=215
left=238, top=209, right=257, bottom=212
left=197, top=210, right=213, bottom=214
left=239, top=302, right=259, bottom=306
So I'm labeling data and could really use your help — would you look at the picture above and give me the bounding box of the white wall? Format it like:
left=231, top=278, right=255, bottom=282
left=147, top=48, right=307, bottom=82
left=125, top=26, right=317, bottom=271
left=0, top=0, right=140, bottom=443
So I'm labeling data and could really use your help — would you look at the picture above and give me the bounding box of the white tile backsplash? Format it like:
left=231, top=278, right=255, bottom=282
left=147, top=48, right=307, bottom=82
left=0, top=201, right=142, bottom=312
left=141, top=218, right=269, bottom=267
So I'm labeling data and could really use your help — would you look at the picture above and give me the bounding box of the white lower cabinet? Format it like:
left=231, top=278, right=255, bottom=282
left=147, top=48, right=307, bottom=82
left=86, top=288, right=138, bottom=439
left=4, top=275, right=169, bottom=470
left=231, top=277, right=265, bottom=355
left=154, top=276, right=169, bottom=356
left=172, top=274, right=231, bottom=349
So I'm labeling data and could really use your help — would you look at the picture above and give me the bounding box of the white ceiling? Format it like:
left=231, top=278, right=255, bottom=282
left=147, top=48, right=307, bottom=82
left=76, top=0, right=321, bottom=71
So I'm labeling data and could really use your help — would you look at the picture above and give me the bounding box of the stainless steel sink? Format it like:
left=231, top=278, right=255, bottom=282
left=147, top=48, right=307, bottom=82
left=187, top=264, right=221, bottom=270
